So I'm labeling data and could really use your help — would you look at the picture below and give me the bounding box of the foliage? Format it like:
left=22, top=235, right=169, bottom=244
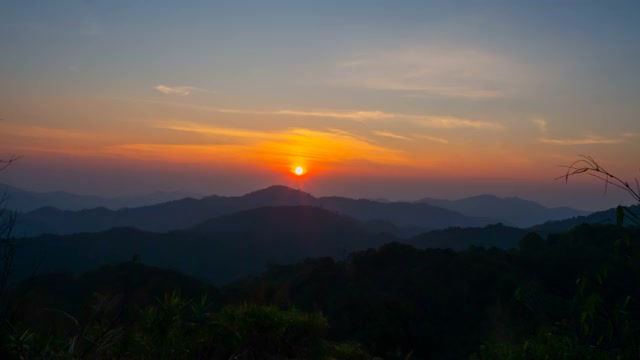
left=213, top=304, right=328, bottom=359
left=1, top=263, right=370, bottom=359
left=472, top=332, right=607, bottom=360
left=4, top=223, right=640, bottom=358
left=2, top=224, right=640, bottom=359
left=471, top=156, right=640, bottom=359
left=559, top=155, right=640, bottom=226
left=0, top=155, right=19, bottom=323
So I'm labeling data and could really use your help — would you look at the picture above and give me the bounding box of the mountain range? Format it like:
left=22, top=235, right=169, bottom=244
left=13, top=185, right=497, bottom=237
left=417, top=194, right=590, bottom=227
left=530, top=204, right=640, bottom=235
left=13, top=206, right=396, bottom=284
left=13, top=205, right=538, bottom=285
left=8, top=185, right=597, bottom=237
left=12, top=200, right=624, bottom=285
left=8, top=186, right=631, bottom=285
left=1, top=183, right=201, bottom=212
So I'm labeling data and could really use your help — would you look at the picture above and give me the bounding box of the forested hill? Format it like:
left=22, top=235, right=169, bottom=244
left=417, top=194, right=590, bottom=227
left=530, top=204, right=640, bottom=235
left=12, top=206, right=526, bottom=285
left=223, top=224, right=640, bottom=359
left=408, top=223, right=529, bottom=250
left=12, top=206, right=395, bottom=284
left=12, top=200, right=636, bottom=286
left=9, top=224, right=640, bottom=359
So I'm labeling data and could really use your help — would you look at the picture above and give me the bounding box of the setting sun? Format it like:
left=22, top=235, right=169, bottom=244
left=294, top=166, right=305, bottom=176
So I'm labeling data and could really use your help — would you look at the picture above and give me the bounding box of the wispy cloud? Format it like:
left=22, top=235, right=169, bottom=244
left=532, top=118, right=548, bottom=134
left=412, top=116, right=503, bottom=130
left=334, top=47, right=528, bottom=99
left=155, top=122, right=273, bottom=139
left=148, top=121, right=409, bottom=166
left=415, top=135, right=449, bottom=144
left=276, top=109, right=392, bottom=121
left=533, top=120, right=629, bottom=145
left=154, top=85, right=212, bottom=96
left=538, top=137, right=622, bottom=145
left=278, top=110, right=503, bottom=130
left=373, top=131, right=412, bottom=141
left=277, top=110, right=490, bottom=130
left=194, top=107, right=395, bottom=121
left=143, top=99, right=503, bottom=130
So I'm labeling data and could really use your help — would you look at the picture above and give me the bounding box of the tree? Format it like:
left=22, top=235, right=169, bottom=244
left=0, top=155, right=19, bottom=322
left=558, top=156, right=640, bottom=356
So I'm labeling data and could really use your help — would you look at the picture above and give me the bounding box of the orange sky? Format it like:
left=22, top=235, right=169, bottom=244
left=1, top=1, right=640, bottom=210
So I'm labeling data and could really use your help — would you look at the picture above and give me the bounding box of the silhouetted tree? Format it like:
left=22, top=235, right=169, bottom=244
left=0, top=155, right=19, bottom=322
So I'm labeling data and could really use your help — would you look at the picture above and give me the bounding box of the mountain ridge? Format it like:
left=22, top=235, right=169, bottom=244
left=14, top=185, right=496, bottom=237
left=13, top=206, right=395, bottom=284
left=1, top=183, right=202, bottom=212
left=530, top=204, right=640, bottom=235
left=417, top=193, right=590, bottom=227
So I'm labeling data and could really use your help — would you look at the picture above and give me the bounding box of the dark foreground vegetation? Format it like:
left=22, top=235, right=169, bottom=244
left=1, top=224, right=640, bottom=359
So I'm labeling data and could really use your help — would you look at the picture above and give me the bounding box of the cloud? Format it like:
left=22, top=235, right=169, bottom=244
left=373, top=131, right=412, bottom=141
left=412, top=116, right=503, bottom=130
left=279, top=110, right=503, bottom=130
left=155, top=122, right=274, bottom=139
left=141, top=98, right=504, bottom=130
left=532, top=118, right=548, bottom=134
left=533, top=120, right=629, bottom=145
left=334, top=47, right=528, bottom=99
left=538, top=137, right=622, bottom=145
left=149, top=122, right=409, bottom=166
left=415, top=135, right=449, bottom=144
left=154, top=85, right=212, bottom=96
left=277, top=109, right=392, bottom=121
left=622, top=132, right=640, bottom=137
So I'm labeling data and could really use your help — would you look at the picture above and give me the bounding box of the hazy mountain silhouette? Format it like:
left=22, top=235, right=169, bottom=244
left=13, top=206, right=394, bottom=284
left=408, top=223, right=529, bottom=250
left=417, top=194, right=590, bottom=227
left=240, top=185, right=317, bottom=206
left=12, top=205, right=533, bottom=285
left=15, top=185, right=497, bottom=237
left=530, top=204, right=640, bottom=235
left=1, top=183, right=201, bottom=212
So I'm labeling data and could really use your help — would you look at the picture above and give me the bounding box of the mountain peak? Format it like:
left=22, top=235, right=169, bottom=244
left=240, top=185, right=316, bottom=205
left=245, top=184, right=312, bottom=195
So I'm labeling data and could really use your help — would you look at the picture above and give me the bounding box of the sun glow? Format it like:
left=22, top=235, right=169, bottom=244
left=294, top=166, right=305, bottom=176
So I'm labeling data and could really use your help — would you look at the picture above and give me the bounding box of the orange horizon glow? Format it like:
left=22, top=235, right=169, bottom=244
left=1, top=110, right=637, bottom=185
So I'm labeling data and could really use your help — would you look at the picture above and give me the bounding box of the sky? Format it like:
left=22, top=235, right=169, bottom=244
left=1, top=0, right=639, bottom=210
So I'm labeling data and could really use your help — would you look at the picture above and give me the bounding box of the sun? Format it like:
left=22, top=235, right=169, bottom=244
left=294, top=166, right=305, bottom=176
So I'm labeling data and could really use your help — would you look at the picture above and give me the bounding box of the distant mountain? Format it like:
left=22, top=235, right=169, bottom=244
left=407, top=223, right=530, bottom=251
left=15, top=185, right=497, bottom=237
left=417, top=194, right=590, bottom=227
left=13, top=206, right=394, bottom=284
left=530, top=204, right=640, bottom=235
left=1, top=183, right=201, bottom=212
left=13, top=205, right=537, bottom=285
